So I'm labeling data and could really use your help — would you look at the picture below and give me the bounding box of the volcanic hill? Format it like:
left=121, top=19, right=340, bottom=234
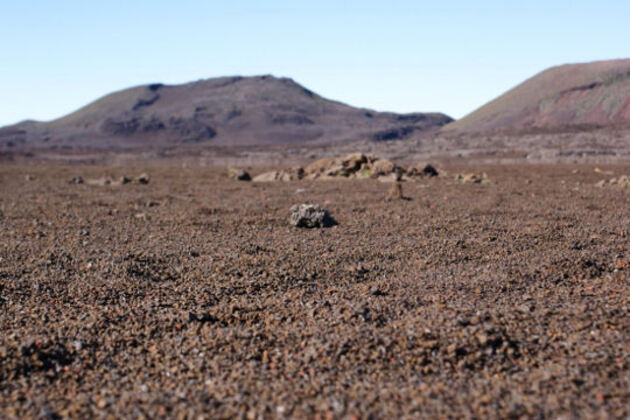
left=445, top=58, right=630, bottom=134
left=0, top=76, right=452, bottom=152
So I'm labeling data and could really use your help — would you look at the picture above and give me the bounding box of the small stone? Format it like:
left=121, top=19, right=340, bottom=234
left=135, top=173, right=150, bottom=184
left=476, top=333, right=488, bottom=346
left=518, top=303, right=533, bottom=313
left=290, top=204, right=337, bottom=228
left=68, top=176, right=84, bottom=184
left=421, top=164, right=439, bottom=177
left=72, top=340, right=83, bottom=351
left=408, top=163, right=439, bottom=178
left=456, top=173, right=489, bottom=184
left=228, top=168, right=251, bottom=181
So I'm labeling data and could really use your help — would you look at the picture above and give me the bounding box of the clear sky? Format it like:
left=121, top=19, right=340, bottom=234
left=1, top=0, right=629, bottom=126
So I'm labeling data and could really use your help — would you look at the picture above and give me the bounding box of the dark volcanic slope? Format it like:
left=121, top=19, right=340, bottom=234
left=0, top=76, right=452, bottom=151
left=445, top=58, right=630, bottom=133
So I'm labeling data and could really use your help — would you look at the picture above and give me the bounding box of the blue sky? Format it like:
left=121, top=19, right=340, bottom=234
left=1, top=0, right=629, bottom=126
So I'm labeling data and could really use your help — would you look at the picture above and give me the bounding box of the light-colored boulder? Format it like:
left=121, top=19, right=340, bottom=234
left=456, top=173, right=490, bottom=184
left=370, top=159, right=396, bottom=176
left=253, top=167, right=304, bottom=182
left=290, top=204, right=337, bottom=228
left=304, top=157, right=339, bottom=176
left=253, top=171, right=282, bottom=182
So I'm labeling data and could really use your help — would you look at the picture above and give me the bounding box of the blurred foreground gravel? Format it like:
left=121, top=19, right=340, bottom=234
left=0, top=164, right=628, bottom=418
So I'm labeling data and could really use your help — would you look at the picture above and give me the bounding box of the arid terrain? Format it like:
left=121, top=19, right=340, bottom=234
left=1, top=57, right=629, bottom=418
left=1, top=162, right=628, bottom=418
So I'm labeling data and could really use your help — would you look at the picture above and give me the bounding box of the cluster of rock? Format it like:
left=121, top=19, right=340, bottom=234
left=230, top=153, right=439, bottom=183
left=303, top=153, right=401, bottom=181
left=81, top=173, right=150, bottom=187
left=595, top=175, right=630, bottom=188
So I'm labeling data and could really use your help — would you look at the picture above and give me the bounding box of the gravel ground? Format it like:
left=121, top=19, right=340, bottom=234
left=0, top=164, right=629, bottom=419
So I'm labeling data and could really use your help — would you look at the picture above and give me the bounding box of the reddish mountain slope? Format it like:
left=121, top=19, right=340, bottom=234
left=445, top=59, right=630, bottom=133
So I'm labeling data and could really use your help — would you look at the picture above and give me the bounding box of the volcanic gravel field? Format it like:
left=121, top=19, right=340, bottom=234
left=0, top=164, right=629, bottom=419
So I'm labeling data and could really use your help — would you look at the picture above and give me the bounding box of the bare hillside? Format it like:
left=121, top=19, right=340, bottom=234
left=0, top=76, right=452, bottom=152
left=445, top=59, right=630, bottom=133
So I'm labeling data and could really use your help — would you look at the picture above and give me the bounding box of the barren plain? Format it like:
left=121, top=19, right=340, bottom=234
left=0, top=163, right=628, bottom=418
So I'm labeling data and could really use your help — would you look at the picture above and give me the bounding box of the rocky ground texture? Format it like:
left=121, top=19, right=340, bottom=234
left=0, top=164, right=629, bottom=418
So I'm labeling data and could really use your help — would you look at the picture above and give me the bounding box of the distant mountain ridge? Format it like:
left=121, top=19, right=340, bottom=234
left=0, top=75, right=452, bottom=151
left=445, top=58, right=630, bottom=133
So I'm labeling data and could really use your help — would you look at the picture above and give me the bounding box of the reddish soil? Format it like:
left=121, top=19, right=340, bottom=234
left=1, top=164, right=629, bottom=418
